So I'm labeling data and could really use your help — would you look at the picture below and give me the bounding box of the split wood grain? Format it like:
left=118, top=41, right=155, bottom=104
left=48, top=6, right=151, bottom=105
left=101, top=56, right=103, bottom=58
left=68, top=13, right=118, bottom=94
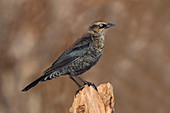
left=69, top=83, right=114, bottom=113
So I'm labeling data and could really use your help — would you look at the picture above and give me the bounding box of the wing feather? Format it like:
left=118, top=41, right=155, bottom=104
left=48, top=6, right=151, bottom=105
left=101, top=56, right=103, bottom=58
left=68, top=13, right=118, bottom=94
left=44, top=35, right=91, bottom=74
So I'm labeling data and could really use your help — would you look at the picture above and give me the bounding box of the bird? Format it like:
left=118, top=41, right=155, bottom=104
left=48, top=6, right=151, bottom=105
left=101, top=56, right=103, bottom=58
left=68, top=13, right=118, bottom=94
left=22, top=21, right=115, bottom=92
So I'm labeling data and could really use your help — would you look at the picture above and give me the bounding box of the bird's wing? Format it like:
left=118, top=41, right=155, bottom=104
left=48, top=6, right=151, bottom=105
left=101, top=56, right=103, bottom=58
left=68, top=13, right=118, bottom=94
left=44, top=35, right=91, bottom=74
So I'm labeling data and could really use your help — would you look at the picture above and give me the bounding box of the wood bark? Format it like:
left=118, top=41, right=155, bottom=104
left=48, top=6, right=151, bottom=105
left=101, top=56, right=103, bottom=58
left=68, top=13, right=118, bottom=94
left=69, top=83, right=114, bottom=113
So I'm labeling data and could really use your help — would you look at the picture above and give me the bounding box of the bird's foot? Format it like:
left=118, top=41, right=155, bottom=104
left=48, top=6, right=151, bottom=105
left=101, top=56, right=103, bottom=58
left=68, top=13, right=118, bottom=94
left=84, top=81, right=98, bottom=91
left=75, top=82, right=98, bottom=96
left=75, top=85, right=85, bottom=96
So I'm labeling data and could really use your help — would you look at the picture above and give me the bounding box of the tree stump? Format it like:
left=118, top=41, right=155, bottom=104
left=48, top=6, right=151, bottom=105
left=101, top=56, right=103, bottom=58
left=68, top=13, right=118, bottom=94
left=69, top=83, right=115, bottom=113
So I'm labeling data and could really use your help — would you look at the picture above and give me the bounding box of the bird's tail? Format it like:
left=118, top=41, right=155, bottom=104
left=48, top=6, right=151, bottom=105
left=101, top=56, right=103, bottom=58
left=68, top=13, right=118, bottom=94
left=22, top=76, right=46, bottom=92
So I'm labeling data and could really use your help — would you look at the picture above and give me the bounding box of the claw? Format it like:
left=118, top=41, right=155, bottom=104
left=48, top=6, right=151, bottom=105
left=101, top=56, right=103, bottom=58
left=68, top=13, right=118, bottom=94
left=85, top=82, right=98, bottom=91
left=75, top=85, right=84, bottom=96
left=75, top=82, right=98, bottom=96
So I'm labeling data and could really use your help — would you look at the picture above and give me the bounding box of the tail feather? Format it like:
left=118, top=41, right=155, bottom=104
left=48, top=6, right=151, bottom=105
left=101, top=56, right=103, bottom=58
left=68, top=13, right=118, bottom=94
left=22, top=76, right=45, bottom=92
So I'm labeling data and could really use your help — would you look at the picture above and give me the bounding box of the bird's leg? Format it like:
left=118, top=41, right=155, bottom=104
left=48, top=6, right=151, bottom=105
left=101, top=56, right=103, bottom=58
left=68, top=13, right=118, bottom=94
left=69, top=76, right=85, bottom=95
left=69, top=76, right=81, bottom=88
left=73, top=75, right=98, bottom=91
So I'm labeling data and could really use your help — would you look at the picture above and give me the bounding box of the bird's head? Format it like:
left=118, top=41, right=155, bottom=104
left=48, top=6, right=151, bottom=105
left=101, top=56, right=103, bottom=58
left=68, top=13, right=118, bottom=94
left=88, top=21, right=115, bottom=36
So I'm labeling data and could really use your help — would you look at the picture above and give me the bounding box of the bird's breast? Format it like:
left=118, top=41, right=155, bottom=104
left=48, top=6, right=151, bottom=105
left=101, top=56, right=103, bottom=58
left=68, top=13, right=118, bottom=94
left=89, top=35, right=105, bottom=57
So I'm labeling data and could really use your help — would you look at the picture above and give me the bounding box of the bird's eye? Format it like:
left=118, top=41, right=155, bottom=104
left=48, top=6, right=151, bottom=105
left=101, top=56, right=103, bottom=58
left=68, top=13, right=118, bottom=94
left=99, top=24, right=106, bottom=29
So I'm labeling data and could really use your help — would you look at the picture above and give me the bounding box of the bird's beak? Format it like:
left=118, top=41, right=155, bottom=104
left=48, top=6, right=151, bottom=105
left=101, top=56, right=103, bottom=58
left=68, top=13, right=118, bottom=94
left=107, top=23, right=116, bottom=28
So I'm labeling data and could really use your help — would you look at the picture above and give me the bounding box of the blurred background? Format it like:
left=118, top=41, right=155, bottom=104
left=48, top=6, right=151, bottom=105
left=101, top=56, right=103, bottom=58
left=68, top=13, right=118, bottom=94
left=0, top=0, right=170, bottom=113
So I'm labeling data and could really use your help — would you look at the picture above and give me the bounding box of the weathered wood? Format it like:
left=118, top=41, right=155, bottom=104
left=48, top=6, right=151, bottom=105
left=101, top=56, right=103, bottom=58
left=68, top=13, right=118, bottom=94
left=69, top=83, right=114, bottom=113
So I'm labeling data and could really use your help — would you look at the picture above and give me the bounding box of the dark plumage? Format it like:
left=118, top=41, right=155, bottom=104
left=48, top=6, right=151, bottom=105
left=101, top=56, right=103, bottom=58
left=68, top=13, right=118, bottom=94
left=22, top=21, right=115, bottom=92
